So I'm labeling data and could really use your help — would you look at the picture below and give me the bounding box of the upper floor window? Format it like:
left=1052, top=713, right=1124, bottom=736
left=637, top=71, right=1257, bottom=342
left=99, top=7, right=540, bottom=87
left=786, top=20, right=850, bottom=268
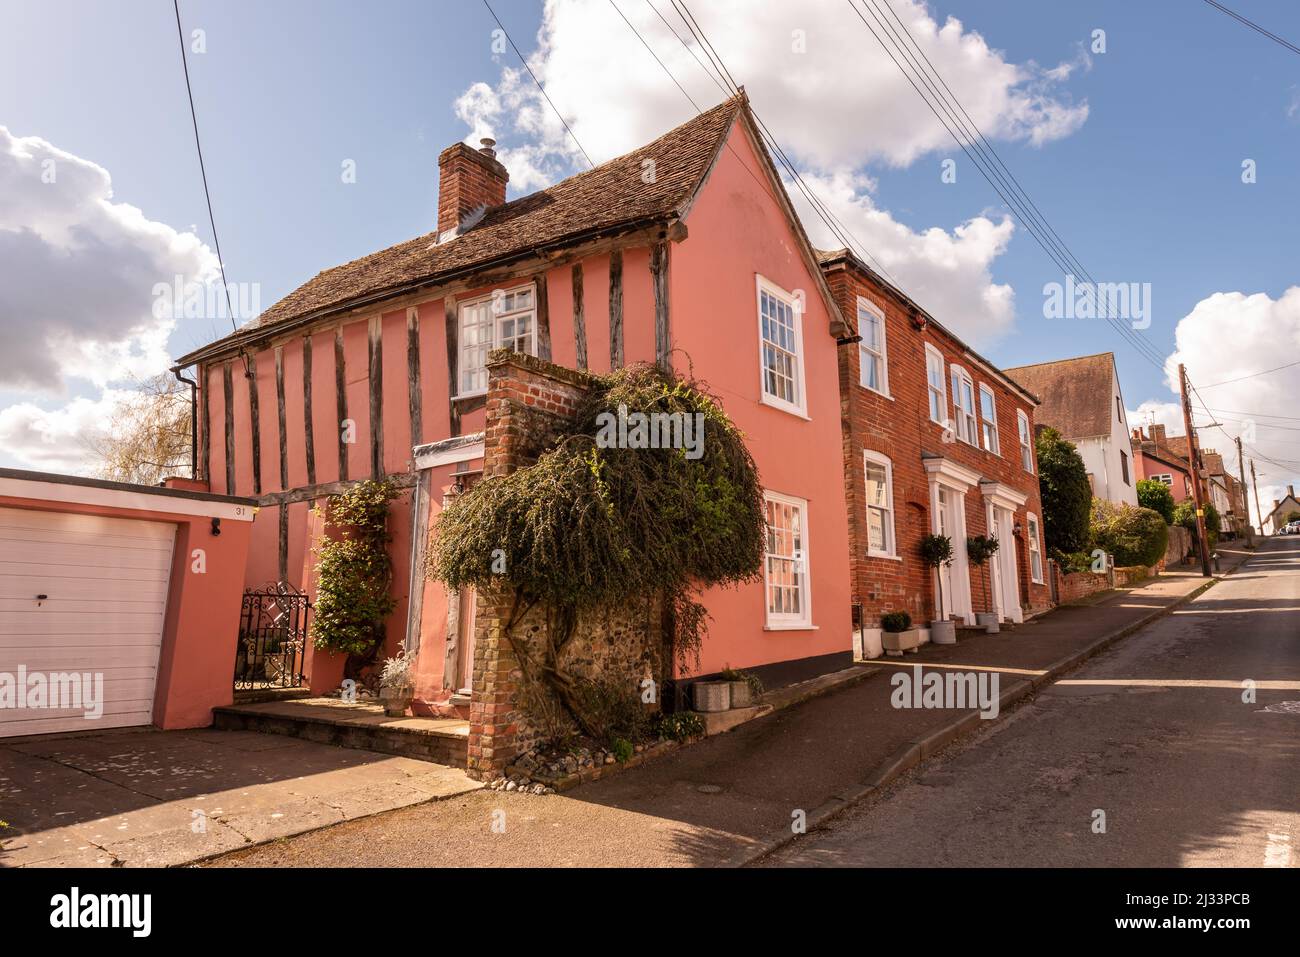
left=458, top=284, right=536, bottom=395
left=925, top=344, right=946, bottom=425
left=950, top=365, right=978, bottom=445
left=1017, top=410, right=1034, bottom=473
left=863, top=450, right=897, bottom=558
left=1027, top=512, right=1044, bottom=584
left=1121, top=449, right=1131, bottom=485
left=763, top=491, right=811, bottom=627
left=1116, top=395, right=1123, bottom=423
left=757, top=277, right=806, bottom=416
left=978, top=384, right=1000, bottom=455
left=1153, top=473, right=1173, bottom=487
left=857, top=297, right=889, bottom=397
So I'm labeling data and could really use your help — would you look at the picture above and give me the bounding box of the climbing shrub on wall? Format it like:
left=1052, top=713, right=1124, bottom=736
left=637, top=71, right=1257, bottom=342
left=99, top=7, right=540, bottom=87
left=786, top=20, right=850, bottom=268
left=311, top=478, right=402, bottom=675
left=428, top=364, right=765, bottom=739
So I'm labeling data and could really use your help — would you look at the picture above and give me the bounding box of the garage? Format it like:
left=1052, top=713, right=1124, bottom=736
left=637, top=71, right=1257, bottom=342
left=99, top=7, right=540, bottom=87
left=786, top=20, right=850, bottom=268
left=0, top=506, right=176, bottom=737
left=0, top=468, right=256, bottom=737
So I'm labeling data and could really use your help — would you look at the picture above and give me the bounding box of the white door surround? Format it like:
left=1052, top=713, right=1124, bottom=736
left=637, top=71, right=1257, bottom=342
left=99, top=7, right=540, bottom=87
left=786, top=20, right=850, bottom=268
left=923, top=457, right=979, bottom=626
left=980, top=481, right=1028, bottom=624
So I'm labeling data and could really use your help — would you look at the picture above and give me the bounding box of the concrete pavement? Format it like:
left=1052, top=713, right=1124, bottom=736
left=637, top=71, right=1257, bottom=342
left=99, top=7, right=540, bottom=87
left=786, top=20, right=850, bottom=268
left=0, top=728, right=480, bottom=867
left=203, top=542, right=1259, bottom=868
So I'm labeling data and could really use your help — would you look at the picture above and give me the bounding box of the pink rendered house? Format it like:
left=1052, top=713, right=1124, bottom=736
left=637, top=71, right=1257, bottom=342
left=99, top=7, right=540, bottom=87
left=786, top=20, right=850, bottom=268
left=174, top=95, right=854, bottom=714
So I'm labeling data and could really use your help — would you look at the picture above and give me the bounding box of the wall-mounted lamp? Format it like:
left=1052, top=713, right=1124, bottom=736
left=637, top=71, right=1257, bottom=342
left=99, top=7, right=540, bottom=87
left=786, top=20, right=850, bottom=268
left=1013, top=522, right=1023, bottom=536
left=210, top=517, right=222, bottom=537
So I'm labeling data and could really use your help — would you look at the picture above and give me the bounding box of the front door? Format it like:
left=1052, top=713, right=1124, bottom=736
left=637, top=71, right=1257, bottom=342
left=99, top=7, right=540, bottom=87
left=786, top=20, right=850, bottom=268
left=993, top=506, right=1021, bottom=622
left=935, top=488, right=957, bottom=619
left=457, top=587, right=477, bottom=694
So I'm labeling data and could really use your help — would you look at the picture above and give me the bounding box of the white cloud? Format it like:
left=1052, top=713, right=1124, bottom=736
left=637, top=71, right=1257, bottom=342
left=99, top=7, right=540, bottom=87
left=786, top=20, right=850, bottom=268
left=1132, top=287, right=1300, bottom=529
left=456, top=0, right=1088, bottom=344
left=0, top=126, right=218, bottom=392
left=0, top=128, right=217, bottom=472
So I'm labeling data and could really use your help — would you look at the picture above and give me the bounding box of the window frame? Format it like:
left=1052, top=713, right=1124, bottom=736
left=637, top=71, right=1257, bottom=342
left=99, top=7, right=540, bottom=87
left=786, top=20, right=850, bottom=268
left=978, top=383, right=1000, bottom=455
left=856, top=296, right=890, bottom=398
left=1121, top=449, right=1131, bottom=486
left=950, top=364, right=978, bottom=446
left=755, top=275, right=808, bottom=418
left=762, top=490, right=813, bottom=629
left=1153, top=473, right=1173, bottom=487
left=1017, top=409, right=1035, bottom=473
left=925, top=343, right=947, bottom=426
left=1026, top=511, right=1045, bottom=584
left=456, top=282, right=538, bottom=397
left=862, top=449, right=898, bottom=559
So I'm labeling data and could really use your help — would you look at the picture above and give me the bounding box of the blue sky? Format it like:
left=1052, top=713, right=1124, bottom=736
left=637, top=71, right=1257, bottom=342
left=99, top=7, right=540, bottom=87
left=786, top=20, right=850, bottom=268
left=2, top=0, right=1298, bottom=511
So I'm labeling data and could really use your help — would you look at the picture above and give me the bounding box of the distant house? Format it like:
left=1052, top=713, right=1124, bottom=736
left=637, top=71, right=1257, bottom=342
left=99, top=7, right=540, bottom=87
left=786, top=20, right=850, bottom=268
left=1264, top=485, right=1300, bottom=533
left=1132, top=425, right=1193, bottom=502
left=1005, top=352, right=1138, bottom=506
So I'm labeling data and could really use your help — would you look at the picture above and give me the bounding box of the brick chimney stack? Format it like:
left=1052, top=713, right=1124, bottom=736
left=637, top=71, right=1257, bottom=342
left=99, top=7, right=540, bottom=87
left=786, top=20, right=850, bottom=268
left=1150, top=423, right=1167, bottom=443
left=437, top=138, right=509, bottom=238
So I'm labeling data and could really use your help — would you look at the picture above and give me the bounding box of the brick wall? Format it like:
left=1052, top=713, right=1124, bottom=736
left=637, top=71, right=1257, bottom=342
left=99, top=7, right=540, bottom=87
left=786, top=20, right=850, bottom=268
left=1053, top=564, right=1111, bottom=603
left=437, top=142, right=509, bottom=236
left=824, top=256, right=1053, bottom=627
left=466, top=351, right=663, bottom=779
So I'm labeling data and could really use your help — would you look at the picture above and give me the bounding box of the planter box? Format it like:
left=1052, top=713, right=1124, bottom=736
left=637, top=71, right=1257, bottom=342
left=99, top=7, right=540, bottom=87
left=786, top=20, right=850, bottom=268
left=929, top=620, right=957, bottom=645
left=882, top=628, right=921, bottom=656
left=693, top=680, right=731, bottom=712
left=728, top=680, right=753, bottom=709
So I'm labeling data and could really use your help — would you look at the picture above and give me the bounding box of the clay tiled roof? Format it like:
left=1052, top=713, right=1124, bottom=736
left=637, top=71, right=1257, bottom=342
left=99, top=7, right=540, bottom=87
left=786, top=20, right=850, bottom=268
left=181, top=97, right=744, bottom=362
left=1004, top=353, right=1117, bottom=439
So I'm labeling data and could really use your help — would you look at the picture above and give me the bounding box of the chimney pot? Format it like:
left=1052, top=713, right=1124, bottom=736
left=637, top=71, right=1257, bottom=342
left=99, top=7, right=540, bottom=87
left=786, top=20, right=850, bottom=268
left=479, top=137, right=497, bottom=158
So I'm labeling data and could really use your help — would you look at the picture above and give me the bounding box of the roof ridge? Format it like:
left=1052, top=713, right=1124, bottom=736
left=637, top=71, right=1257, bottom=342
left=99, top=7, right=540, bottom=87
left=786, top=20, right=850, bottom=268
left=1004, top=351, right=1115, bottom=371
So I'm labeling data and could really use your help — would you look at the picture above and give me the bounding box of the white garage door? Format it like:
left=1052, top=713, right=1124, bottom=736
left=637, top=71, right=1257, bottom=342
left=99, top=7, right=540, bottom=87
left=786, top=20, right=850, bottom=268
left=0, top=506, right=175, bottom=738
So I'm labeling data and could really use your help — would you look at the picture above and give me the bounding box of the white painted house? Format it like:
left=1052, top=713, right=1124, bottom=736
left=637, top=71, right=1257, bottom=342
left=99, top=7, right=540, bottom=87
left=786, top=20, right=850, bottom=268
left=1005, top=352, right=1139, bottom=507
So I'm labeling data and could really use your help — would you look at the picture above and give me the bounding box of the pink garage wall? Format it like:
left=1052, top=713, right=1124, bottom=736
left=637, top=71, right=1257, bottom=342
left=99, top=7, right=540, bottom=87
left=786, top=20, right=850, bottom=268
left=0, top=480, right=255, bottom=730
left=669, top=120, right=853, bottom=677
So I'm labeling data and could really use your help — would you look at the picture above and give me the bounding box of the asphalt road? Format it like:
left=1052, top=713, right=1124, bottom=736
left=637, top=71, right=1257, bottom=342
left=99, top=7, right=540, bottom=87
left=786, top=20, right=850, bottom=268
left=765, top=536, right=1300, bottom=867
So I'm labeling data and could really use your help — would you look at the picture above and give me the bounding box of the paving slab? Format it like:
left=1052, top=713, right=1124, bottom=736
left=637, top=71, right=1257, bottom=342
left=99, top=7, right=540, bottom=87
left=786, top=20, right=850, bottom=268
left=0, top=727, right=481, bottom=868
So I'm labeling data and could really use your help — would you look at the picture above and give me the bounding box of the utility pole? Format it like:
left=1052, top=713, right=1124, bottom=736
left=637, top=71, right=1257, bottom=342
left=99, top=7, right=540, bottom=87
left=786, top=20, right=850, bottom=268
left=1235, top=435, right=1251, bottom=537
left=1250, top=458, right=1266, bottom=536
left=1179, top=363, right=1212, bottom=576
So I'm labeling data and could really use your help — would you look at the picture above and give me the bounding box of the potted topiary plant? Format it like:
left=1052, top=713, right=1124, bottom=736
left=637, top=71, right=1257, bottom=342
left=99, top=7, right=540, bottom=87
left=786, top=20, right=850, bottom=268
left=921, top=533, right=957, bottom=644
left=880, top=610, right=921, bottom=656
left=692, top=678, right=731, bottom=713
left=967, top=535, right=1001, bottom=633
left=378, top=650, right=415, bottom=717
left=719, top=665, right=764, bottom=708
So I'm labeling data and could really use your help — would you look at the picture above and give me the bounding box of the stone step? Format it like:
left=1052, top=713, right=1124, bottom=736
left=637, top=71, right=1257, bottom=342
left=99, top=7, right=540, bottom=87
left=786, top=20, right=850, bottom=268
left=212, top=696, right=469, bottom=768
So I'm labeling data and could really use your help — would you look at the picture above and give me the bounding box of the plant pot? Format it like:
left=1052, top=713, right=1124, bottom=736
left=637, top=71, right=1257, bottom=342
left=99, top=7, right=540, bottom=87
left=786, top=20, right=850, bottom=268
left=881, top=628, right=921, bottom=656
left=380, top=685, right=414, bottom=717
left=975, top=612, right=1000, bottom=634
left=929, top=620, right=957, bottom=645
left=693, top=680, right=731, bottom=713
left=728, top=680, right=753, bottom=709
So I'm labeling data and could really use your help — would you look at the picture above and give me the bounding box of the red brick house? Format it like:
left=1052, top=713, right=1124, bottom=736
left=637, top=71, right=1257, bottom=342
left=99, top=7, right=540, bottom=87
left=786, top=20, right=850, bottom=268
left=820, top=250, right=1052, bottom=648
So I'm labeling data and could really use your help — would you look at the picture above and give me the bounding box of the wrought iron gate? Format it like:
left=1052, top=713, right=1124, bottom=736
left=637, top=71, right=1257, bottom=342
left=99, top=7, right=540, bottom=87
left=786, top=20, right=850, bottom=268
left=235, top=583, right=310, bottom=691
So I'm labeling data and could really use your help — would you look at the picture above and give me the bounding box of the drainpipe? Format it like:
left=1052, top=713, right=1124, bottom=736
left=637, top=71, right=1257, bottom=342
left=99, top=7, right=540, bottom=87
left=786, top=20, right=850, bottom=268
left=171, top=364, right=198, bottom=480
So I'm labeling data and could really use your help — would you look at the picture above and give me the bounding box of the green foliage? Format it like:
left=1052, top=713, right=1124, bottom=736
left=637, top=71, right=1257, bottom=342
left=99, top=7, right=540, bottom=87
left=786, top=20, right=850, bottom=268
left=1136, top=479, right=1176, bottom=524
left=1174, top=499, right=1222, bottom=548
left=966, top=535, right=1000, bottom=566
left=311, top=479, right=401, bottom=659
left=653, top=711, right=704, bottom=741
left=610, top=738, right=634, bottom=763
left=1050, top=548, right=1095, bottom=574
left=1091, top=499, right=1169, bottom=567
left=719, top=664, right=764, bottom=696
left=574, top=677, right=651, bottom=744
left=920, top=534, right=953, bottom=567
left=880, top=611, right=912, bottom=633
left=1035, top=427, right=1093, bottom=553
left=1286, top=510, right=1300, bottom=525
left=429, top=363, right=765, bottom=738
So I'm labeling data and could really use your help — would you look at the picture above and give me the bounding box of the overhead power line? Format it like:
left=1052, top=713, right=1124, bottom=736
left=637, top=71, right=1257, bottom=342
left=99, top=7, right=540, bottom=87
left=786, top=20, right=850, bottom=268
left=1201, top=0, right=1300, bottom=57
left=841, top=0, right=1171, bottom=373
left=1199, top=357, right=1300, bottom=388
left=172, top=0, right=241, bottom=344
left=480, top=0, right=595, bottom=169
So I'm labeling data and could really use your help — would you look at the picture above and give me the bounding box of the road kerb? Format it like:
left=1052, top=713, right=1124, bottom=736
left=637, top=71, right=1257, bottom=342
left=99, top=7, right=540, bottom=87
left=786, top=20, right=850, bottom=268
left=728, top=567, right=1238, bottom=868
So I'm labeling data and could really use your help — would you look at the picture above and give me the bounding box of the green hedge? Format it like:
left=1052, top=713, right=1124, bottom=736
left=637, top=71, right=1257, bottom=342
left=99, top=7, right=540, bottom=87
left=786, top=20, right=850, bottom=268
left=1091, top=499, right=1169, bottom=568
